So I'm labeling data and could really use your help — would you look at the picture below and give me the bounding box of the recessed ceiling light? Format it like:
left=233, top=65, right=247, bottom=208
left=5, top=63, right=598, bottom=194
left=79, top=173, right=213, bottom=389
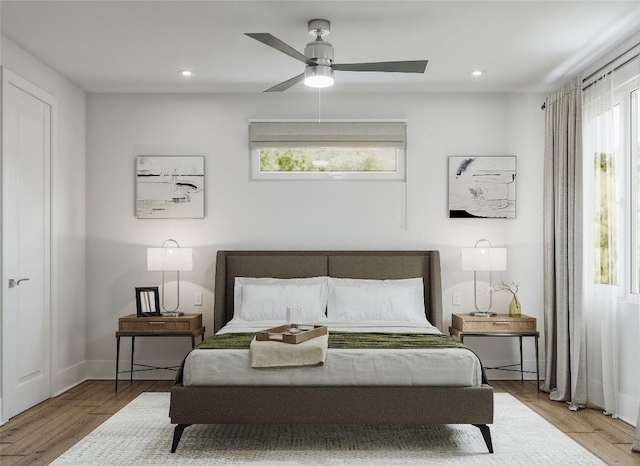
left=469, top=70, right=484, bottom=77
left=179, top=70, right=193, bottom=77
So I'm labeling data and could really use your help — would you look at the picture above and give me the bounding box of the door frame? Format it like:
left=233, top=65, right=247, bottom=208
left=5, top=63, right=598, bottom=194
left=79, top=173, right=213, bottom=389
left=1, top=67, right=56, bottom=424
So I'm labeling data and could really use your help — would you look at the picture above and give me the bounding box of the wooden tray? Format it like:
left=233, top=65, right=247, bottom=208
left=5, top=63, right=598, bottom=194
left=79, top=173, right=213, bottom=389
left=255, top=324, right=328, bottom=344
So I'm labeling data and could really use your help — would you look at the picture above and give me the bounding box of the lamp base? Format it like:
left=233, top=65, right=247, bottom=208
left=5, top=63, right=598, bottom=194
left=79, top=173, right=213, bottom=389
left=161, top=311, right=184, bottom=317
left=469, top=311, right=497, bottom=317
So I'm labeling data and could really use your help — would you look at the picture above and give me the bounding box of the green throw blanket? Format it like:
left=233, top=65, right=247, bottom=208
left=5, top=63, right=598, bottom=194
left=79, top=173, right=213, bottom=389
left=175, top=332, right=489, bottom=384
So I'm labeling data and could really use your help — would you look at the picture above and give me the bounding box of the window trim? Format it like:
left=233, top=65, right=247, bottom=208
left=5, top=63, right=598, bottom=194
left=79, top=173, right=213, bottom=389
left=614, top=79, right=639, bottom=301
left=630, top=87, right=640, bottom=295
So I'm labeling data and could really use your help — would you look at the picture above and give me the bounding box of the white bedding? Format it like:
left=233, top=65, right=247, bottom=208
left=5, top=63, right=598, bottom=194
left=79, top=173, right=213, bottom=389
left=182, top=321, right=483, bottom=387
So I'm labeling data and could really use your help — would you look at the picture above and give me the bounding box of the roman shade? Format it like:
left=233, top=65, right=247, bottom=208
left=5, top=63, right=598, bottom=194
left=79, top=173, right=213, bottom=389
left=249, top=121, right=406, bottom=149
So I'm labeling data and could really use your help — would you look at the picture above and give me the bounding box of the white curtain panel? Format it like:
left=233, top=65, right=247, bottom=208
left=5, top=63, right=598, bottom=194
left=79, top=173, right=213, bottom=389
left=583, top=52, right=640, bottom=452
left=582, top=72, right=620, bottom=417
left=542, top=76, right=587, bottom=409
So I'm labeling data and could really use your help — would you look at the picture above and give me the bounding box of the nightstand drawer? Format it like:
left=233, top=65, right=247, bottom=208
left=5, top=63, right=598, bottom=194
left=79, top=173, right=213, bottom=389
left=118, top=314, right=202, bottom=333
left=452, top=314, right=536, bottom=333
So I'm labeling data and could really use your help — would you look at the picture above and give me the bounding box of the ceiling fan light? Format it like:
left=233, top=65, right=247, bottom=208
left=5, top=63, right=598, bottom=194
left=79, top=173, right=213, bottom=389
left=305, top=75, right=334, bottom=88
left=304, top=65, right=334, bottom=88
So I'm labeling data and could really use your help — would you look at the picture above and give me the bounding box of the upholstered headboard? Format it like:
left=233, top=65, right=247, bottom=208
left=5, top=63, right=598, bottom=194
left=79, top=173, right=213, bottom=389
left=213, top=250, right=443, bottom=333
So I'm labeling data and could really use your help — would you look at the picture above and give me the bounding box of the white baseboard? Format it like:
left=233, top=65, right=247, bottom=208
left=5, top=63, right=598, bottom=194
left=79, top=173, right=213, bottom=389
left=618, top=392, right=639, bottom=427
left=86, top=359, right=181, bottom=380
left=482, top=358, right=544, bottom=381
left=586, top=379, right=638, bottom=427
left=53, top=361, right=87, bottom=397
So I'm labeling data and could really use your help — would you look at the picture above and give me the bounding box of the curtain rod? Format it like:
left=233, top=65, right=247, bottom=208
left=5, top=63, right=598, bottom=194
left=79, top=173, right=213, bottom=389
left=581, top=53, right=639, bottom=92
left=582, top=42, right=639, bottom=84
left=541, top=42, right=640, bottom=111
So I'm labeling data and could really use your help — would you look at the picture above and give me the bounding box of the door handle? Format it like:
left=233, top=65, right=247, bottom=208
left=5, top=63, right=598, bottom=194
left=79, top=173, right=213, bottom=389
left=8, top=278, right=30, bottom=288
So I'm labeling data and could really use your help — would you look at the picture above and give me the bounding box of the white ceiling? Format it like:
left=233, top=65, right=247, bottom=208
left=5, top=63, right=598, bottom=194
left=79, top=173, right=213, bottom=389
left=1, top=1, right=639, bottom=94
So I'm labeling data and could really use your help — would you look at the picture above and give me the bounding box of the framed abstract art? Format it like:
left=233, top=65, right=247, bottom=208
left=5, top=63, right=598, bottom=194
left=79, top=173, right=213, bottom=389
left=136, top=156, right=205, bottom=219
left=448, top=156, right=516, bottom=219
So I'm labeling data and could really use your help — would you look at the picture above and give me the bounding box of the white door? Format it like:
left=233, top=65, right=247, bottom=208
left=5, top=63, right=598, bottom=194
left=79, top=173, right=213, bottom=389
left=2, top=69, right=52, bottom=421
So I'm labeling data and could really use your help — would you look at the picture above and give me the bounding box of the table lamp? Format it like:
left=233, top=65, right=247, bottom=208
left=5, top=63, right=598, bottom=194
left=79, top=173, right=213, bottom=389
left=147, top=239, right=193, bottom=315
left=461, top=239, right=507, bottom=317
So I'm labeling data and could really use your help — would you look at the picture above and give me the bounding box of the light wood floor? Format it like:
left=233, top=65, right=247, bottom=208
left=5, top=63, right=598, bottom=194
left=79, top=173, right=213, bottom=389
left=0, top=380, right=638, bottom=465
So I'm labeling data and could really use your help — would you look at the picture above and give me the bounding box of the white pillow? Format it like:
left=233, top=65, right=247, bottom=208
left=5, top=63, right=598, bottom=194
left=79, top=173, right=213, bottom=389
left=233, top=277, right=329, bottom=322
left=327, top=277, right=428, bottom=323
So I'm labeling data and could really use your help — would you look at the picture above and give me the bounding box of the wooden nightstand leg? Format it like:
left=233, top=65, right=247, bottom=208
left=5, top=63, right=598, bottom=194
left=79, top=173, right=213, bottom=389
left=191, top=334, right=195, bottom=349
left=130, top=336, right=135, bottom=384
left=115, top=335, right=121, bottom=393
left=519, top=335, right=524, bottom=384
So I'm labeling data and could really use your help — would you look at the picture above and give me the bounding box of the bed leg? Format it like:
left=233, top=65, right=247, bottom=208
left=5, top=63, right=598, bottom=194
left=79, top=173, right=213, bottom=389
left=171, top=424, right=191, bottom=453
left=473, top=424, right=493, bottom=453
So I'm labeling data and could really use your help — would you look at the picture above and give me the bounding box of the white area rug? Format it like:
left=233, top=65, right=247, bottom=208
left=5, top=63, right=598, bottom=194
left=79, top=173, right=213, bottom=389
left=51, top=393, right=603, bottom=465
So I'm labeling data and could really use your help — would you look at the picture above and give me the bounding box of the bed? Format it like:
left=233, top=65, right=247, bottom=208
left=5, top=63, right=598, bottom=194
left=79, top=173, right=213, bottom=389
left=169, top=250, right=494, bottom=453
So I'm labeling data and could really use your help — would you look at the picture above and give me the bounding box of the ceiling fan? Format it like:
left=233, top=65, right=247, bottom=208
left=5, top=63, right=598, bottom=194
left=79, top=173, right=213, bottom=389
left=245, top=19, right=428, bottom=92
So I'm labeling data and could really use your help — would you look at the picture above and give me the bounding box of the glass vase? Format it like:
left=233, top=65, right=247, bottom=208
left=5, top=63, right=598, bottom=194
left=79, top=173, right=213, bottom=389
left=509, top=295, right=521, bottom=317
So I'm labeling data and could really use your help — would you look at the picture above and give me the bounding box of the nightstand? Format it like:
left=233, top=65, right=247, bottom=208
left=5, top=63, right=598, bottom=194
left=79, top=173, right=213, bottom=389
left=449, top=313, right=540, bottom=391
left=115, top=313, right=205, bottom=392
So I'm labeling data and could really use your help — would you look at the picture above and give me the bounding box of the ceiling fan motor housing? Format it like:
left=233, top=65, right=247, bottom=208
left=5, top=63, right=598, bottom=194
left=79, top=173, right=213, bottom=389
left=306, top=18, right=333, bottom=69
left=305, top=38, right=333, bottom=66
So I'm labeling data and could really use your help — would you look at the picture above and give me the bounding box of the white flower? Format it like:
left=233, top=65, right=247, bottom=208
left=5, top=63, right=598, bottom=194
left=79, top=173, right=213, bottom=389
left=486, top=278, right=519, bottom=297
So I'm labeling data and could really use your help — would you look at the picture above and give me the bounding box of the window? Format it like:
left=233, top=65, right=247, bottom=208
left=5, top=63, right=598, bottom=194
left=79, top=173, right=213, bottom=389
left=590, top=105, right=620, bottom=285
left=585, top=58, right=640, bottom=297
left=249, top=121, right=406, bottom=180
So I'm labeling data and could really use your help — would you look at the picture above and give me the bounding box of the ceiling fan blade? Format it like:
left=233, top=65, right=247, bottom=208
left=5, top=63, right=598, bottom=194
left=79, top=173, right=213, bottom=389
left=264, top=73, right=305, bottom=92
left=245, top=33, right=311, bottom=64
left=333, top=60, right=428, bottom=73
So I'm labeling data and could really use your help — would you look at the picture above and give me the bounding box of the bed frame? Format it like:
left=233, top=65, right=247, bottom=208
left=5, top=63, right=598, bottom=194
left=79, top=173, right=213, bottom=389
left=169, top=250, right=494, bottom=453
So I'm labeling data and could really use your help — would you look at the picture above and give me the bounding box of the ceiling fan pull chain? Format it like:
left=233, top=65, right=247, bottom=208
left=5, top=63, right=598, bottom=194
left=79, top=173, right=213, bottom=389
left=318, top=88, right=322, bottom=124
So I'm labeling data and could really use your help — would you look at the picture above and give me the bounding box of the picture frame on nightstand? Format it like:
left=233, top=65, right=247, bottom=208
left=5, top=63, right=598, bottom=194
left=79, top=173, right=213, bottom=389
left=135, top=286, right=161, bottom=317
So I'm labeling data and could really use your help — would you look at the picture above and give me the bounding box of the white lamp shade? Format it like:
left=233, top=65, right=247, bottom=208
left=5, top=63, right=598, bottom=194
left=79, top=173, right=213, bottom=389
left=461, top=247, right=507, bottom=271
left=147, top=247, right=193, bottom=271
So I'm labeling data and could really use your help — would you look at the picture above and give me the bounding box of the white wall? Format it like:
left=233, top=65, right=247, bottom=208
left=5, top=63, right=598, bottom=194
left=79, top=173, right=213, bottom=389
left=86, top=91, right=545, bottom=380
left=0, top=36, right=87, bottom=396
